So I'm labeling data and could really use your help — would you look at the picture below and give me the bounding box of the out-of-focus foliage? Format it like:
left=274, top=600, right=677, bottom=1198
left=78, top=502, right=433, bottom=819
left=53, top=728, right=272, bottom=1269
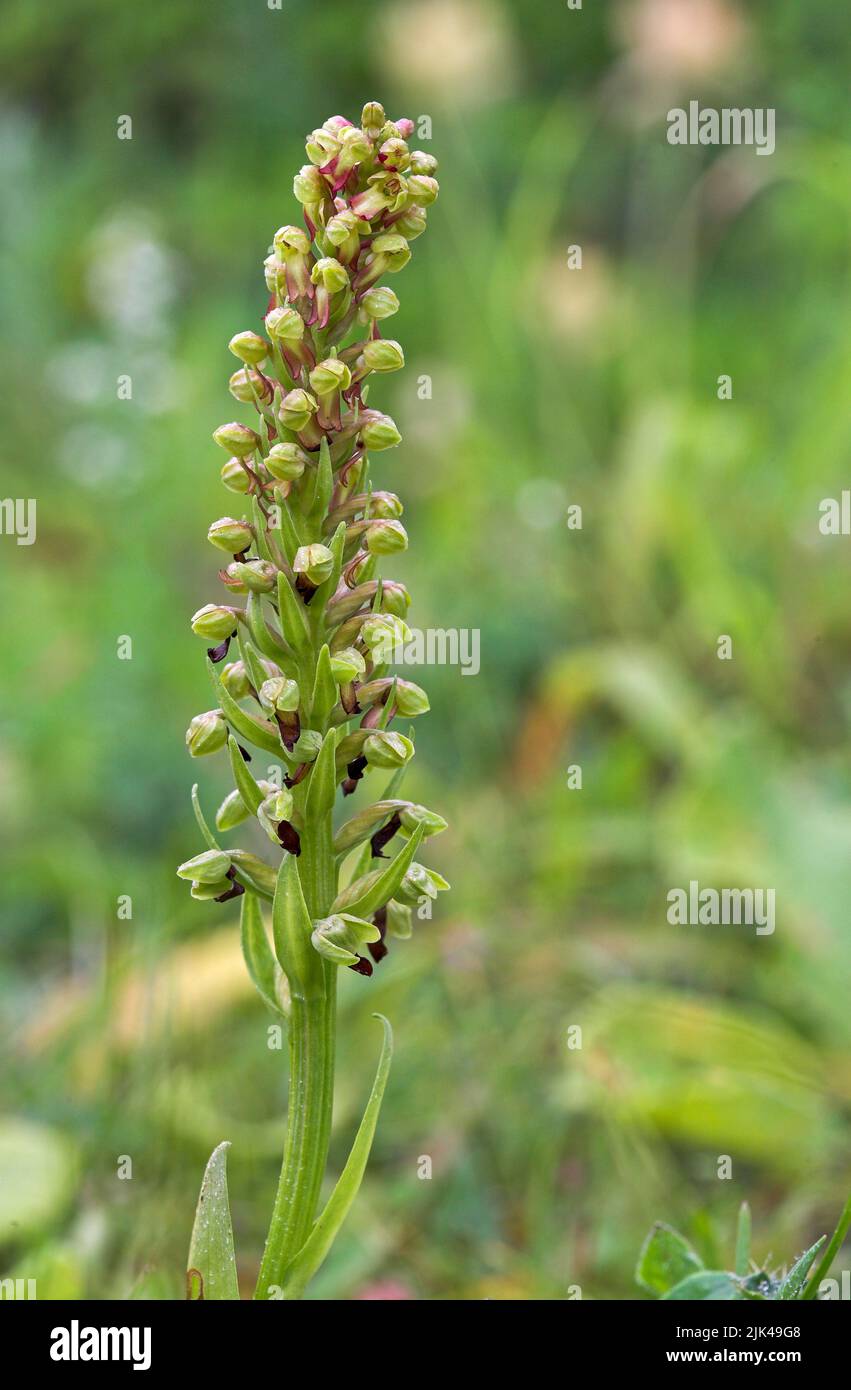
left=1, top=0, right=850, bottom=1298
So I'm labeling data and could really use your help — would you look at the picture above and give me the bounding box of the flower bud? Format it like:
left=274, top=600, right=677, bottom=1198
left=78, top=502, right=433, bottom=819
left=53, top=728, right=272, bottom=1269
left=259, top=676, right=300, bottom=713
left=399, top=803, right=448, bottom=838
left=361, top=101, right=386, bottom=140
left=333, top=126, right=372, bottom=179
left=359, top=286, right=400, bottom=321
left=387, top=899, right=413, bottom=939
left=177, top=848, right=232, bottom=883
left=361, top=613, right=412, bottom=658
left=191, top=604, right=238, bottom=640
left=378, top=137, right=411, bottom=171
left=309, top=357, right=352, bottom=396
left=279, top=388, right=318, bottom=432
left=259, top=788, right=295, bottom=824
left=312, top=912, right=380, bottom=967
left=190, top=877, right=234, bottom=901
left=216, top=783, right=270, bottom=832
left=220, top=660, right=250, bottom=699
left=220, top=457, right=251, bottom=494
left=365, top=518, right=408, bottom=555
left=207, top=516, right=254, bottom=553
left=407, top=174, right=439, bottom=206
left=292, top=728, right=322, bottom=761
left=229, top=367, right=273, bottom=405
left=231, top=559, right=277, bottom=593
left=311, top=257, right=349, bottom=294
left=370, top=490, right=403, bottom=518
left=409, top=150, right=438, bottom=176
left=306, top=126, right=341, bottom=166
left=293, top=543, right=335, bottom=586
left=360, top=411, right=402, bottom=451
left=229, top=330, right=271, bottom=365
left=293, top=164, right=327, bottom=205
left=359, top=233, right=410, bottom=284
left=358, top=676, right=429, bottom=716
left=379, top=581, right=411, bottom=619
left=363, top=730, right=415, bottom=769
left=393, top=205, right=427, bottom=241
left=362, top=338, right=405, bottom=373
left=265, top=304, right=305, bottom=343
left=330, top=647, right=366, bottom=684
left=185, top=709, right=228, bottom=756
left=394, top=862, right=450, bottom=908
left=325, top=209, right=362, bottom=264
left=395, top=117, right=415, bottom=139
left=274, top=224, right=312, bottom=259
left=213, top=422, right=261, bottom=457
left=264, top=442, right=310, bottom=481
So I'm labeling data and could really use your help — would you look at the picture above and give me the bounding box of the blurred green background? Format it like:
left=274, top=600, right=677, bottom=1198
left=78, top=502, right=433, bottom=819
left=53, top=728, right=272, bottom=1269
left=2, top=0, right=851, bottom=1299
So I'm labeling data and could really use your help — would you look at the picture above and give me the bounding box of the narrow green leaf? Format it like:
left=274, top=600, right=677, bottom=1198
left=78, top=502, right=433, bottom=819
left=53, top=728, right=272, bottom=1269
left=780, top=1236, right=826, bottom=1299
left=186, top=1141, right=240, bottom=1301
left=191, top=784, right=221, bottom=851
left=307, top=435, right=333, bottom=530
left=250, top=496, right=273, bottom=562
left=246, top=591, right=289, bottom=661
left=272, top=855, right=325, bottom=1003
left=803, top=1193, right=851, bottom=1299
left=240, top=891, right=289, bottom=1018
left=276, top=571, right=311, bottom=657
left=309, top=644, right=337, bottom=727
left=238, top=634, right=272, bottom=699
left=228, top=735, right=265, bottom=815
left=280, top=1014, right=393, bottom=1299
left=305, top=728, right=338, bottom=820
left=208, top=658, right=283, bottom=756
left=311, top=521, right=346, bottom=612
left=332, top=823, right=425, bottom=919
left=735, top=1201, right=751, bottom=1277
left=661, top=1271, right=743, bottom=1301
left=636, top=1222, right=704, bottom=1296
left=271, top=491, right=305, bottom=565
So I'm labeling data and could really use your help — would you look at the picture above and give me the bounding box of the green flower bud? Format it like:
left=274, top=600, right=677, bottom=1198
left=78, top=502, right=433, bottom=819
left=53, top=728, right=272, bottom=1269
left=207, top=517, right=254, bottom=553
left=264, top=442, right=310, bottom=481
left=177, top=848, right=232, bottom=883
left=213, top=422, right=261, bottom=457
left=359, top=286, right=400, bottom=321
left=259, top=788, right=295, bottom=826
left=220, top=457, right=251, bottom=494
left=293, top=164, right=327, bottom=205
left=362, top=233, right=410, bottom=278
left=231, top=559, right=277, bottom=593
left=361, top=612, right=412, bottom=657
left=365, top=518, right=408, bottom=556
left=228, top=367, right=273, bottom=405
left=185, top=709, right=228, bottom=756
left=306, top=126, right=341, bottom=166
left=191, top=604, right=238, bottom=640
left=279, top=388, right=318, bottom=432
left=399, top=803, right=449, bottom=838
left=265, top=304, right=305, bottom=343
left=325, top=210, right=362, bottom=263
left=378, top=137, right=410, bottom=171
left=394, top=861, right=450, bottom=907
left=330, top=647, right=366, bottom=684
left=228, top=331, right=271, bottom=365
left=362, top=338, right=405, bottom=374
left=370, top=491, right=404, bottom=518
left=361, top=411, right=402, bottom=451
left=293, top=543, right=334, bottom=586
left=336, top=125, right=371, bottom=173
left=274, top=224, right=312, bottom=258
left=386, top=899, right=413, bottom=939
left=259, top=676, right=300, bottom=713
left=220, top=660, right=250, bottom=699
left=311, top=257, right=349, bottom=294
left=215, top=786, right=254, bottom=832
left=361, top=101, right=386, bottom=139
left=407, top=174, right=439, bottom=206
left=380, top=582, right=411, bottom=620
left=292, top=729, right=322, bottom=762
left=190, top=877, right=234, bottom=901
left=409, top=150, right=438, bottom=176
left=263, top=254, right=287, bottom=297
left=358, top=676, right=429, bottom=716
left=363, top=730, right=415, bottom=770
left=393, top=205, right=428, bottom=241
left=309, top=357, right=352, bottom=396
left=311, top=912, right=381, bottom=967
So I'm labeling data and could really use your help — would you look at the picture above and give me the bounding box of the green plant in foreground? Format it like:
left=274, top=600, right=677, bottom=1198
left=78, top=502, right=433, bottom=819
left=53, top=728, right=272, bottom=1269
left=636, top=1194, right=851, bottom=1301
left=177, top=102, right=448, bottom=1300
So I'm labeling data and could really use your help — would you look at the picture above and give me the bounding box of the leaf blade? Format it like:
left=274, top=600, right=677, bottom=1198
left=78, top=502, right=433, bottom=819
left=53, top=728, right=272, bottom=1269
left=186, top=1141, right=239, bottom=1301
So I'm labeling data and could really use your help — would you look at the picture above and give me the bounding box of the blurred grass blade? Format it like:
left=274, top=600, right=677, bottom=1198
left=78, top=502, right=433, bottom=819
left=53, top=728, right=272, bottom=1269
left=186, top=1141, right=239, bottom=1300
left=803, top=1193, right=851, bottom=1299
left=280, top=1014, right=393, bottom=1300
left=735, top=1201, right=751, bottom=1277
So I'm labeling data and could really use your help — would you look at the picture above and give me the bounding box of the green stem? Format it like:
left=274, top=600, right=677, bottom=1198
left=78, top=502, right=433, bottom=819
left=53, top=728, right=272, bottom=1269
left=802, top=1192, right=851, bottom=1299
